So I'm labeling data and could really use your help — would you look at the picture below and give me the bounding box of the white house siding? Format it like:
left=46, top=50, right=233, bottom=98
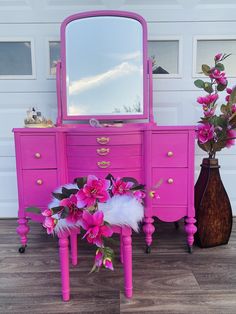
left=0, top=0, right=236, bottom=217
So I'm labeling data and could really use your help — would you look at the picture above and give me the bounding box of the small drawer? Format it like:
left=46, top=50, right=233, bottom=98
left=67, top=144, right=142, bottom=157
left=22, top=169, right=58, bottom=206
left=20, top=135, right=57, bottom=169
left=67, top=155, right=142, bottom=170
left=152, top=133, right=188, bottom=167
left=152, top=168, right=187, bottom=205
left=67, top=133, right=142, bottom=146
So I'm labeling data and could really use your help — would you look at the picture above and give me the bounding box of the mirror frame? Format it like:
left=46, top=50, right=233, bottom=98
left=60, top=10, right=148, bottom=121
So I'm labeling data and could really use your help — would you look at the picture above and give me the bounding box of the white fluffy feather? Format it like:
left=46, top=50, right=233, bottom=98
left=99, top=195, right=144, bottom=232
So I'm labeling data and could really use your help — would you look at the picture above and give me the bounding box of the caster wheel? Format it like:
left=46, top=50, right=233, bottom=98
left=145, top=245, right=151, bottom=254
left=188, top=246, right=193, bottom=254
left=174, top=222, right=179, bottom=230
left=19, top=246, right=26, bottom=253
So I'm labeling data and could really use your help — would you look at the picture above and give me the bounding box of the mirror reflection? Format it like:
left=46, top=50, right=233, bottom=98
left=66, top=16, right=143, bottom=116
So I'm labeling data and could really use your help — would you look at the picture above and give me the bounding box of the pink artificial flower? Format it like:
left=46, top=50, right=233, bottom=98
left=60, top=194, right=82, bottom=223
left=81, top=210, right=113, bottom=247
left=226, top=129, right=236, bottom=148
left=111, top=178, right=133, bottom=196
left=94, top=249, right=103, bottom=267
left=149, top=190, right=160, bottom=200
left=225, top=95, right=230, bottom=102
left=103, top=258, right=114, bottom=271
left=43, top=216, right=56, bottom=234
left=203, top=105, right=216, bottom=118
left=42, top=209, right=52, bottom=217
left=133, top=190, right=146, bottom=202
left=226, top=88, right=232, bottom=94
left=210, top=68, right=227, bottom=85
left=197, top=94, right=218, bottom=105
left=76, top=175, right=110, bottom=208
left=232, top=104, right=236, bottom=113
left=214, top=53, right=223, bottom=61
left=197, top=123, right=215, bottom=144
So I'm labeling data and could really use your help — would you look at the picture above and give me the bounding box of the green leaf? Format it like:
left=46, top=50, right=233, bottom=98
left=202, top=64, right=211, bottom=76
left=229, top=86, right=236, bottom=104
left=74, top=177, right=87, bottom=189
left=121, top=177, right=138, bottom=186
left=217, top=83, right=227, bottom=91
left=61, top=187, right=78, bottom=197
left=203, top=82, right=213, bottom=94
left=220, top=104, right=228, bottom=114
left=105, top=173, right=115, bottom=181
left=194, top=79, right=205, bottom=88
left=215, top=63, right=224, bottom=71
left=60, top=206, right=70, bottom=219
left=26, top=206, right=41, bottom=214
left=198, top=141, right=212, bottom=154
left=52, top=192, right=67, bottom=200
left=130, top=184, right=145, bottom=191
left=51, top=206, right=64, bottom=214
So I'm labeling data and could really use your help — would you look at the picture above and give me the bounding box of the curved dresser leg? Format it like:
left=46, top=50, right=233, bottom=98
left=143, top=217, right=155, bottom=253
left=185, top=217, right=197, bottom=254
left=16, top=217, right=30, bottom=253
left=70, top=229, right=79, bottom=266
left=122, top=233, right=133, bottom=298
left=58, top=235, right=70, bottom=301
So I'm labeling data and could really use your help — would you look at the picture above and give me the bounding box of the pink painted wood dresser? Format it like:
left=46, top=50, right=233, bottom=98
left=13, top=10, right=196, bottom=254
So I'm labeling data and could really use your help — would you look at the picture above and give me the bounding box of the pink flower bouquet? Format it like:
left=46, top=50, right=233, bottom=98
left=195, top=53, right=236, bottom=158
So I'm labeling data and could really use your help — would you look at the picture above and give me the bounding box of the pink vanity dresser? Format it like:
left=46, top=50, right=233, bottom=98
left=13, top=10, right=196, bottom=254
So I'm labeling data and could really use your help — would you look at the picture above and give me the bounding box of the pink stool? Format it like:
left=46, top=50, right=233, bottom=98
left=58, top=225, right=133, bottom=301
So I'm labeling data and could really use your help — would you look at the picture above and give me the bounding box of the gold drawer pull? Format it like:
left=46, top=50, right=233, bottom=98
left=167, top=178, right=174, bottom=184
left=97, top=161, right=110, bottom=169
left=97, top=137, right=110, bottom=145
left=97, top=148, right=110, bottom=156
left=167, top=151, right=174, bottom=157
left=35, top=152, right=41, bottom=158
left=36, top=179, right=43, bottom=185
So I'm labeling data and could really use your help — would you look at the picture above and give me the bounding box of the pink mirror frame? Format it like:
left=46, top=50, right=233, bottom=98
left=57, top=10, right=150, bottom=123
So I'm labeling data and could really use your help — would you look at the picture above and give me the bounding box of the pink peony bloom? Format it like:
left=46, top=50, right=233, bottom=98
left=226, top=129, right=236, bottom=148
left=111, top=178, right=133, bottom=196
left=197, top=123, right=215, bottom=144
left=210, top=68, right=227, bottom=85
left=60, top=194, right=82, bottom=223
left=94, top=249, right=103, bottom=267
left=197, top=94, right=218, bottom=105
left=133, top=190, right=146, bottom=202
left=43, top=216, right=56, bottom=234
left=42, top=209, right=52, bottom=217
left=232, top=104, right=236, bottom=113
left=76, top=175, right=110, bottom=208
left=214, top=53, right=223, bottom=61
left=81, top=210, right=113, bottom=247
left=103, top=258, right=114, bottom=271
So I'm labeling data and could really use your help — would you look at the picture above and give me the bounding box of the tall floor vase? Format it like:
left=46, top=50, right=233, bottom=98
left=194, top=158, right=233, bottom=248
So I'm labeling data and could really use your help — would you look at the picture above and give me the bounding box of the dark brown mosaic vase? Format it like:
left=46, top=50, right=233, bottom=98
left=195, top=158, right=233, bottom=248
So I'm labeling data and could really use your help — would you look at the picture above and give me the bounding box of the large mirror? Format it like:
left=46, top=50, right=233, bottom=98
left=61, top=12, right=148, bottom=120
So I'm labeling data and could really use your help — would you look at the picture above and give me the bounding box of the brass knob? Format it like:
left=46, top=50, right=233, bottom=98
left=35, top=152, right=41, bottom=158
left=97, top=161, right=110, bottom=169
left=97, top=137, right=110, bottom=145
left=97, top=148, right=110, bottom=156
left=36, top=179, right=43, bottom=185
left=167, top=151, right=174, bottom=157
left=167, top=178, right=174, bottom=184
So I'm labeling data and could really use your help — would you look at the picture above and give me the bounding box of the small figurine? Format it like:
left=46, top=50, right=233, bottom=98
left=24, top=107, right=54, bottom=128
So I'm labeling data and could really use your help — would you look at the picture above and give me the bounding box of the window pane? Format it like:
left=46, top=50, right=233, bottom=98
left=49, top=41, right=60, bottom=75
left=148, top=40, right=179, bottom=74
left=0, top=41, right=32, bottom=75
left=196, top=40, right=236, bottom=76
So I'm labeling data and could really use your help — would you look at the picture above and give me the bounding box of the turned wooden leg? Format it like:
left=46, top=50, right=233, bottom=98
left=143, top=217, right=155, bottom=253
left=122, top=234, right=133, bottom=298
left=120, top=234, right=123, bottom=264
left=16, top=217, right=30, bottom=253
left=58, top=235, right=70, bottom=301
left=185, top=217, right=197, bottom=253
left=70, top=229, right=79, bottom=266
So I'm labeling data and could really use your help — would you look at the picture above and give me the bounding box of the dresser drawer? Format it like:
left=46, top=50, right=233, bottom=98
left=67, top=155, right=142, bottom=170
left=22, top=170, right=58, bottom=206
left=67, top=144, right=142, bottom=157
left=152, top=133, right=188, bottom=167
left=152, top=168, right=187, bottom=205
left=20, top=135, right=57, bottom=169
left=67, top=133, right=142, bottom=146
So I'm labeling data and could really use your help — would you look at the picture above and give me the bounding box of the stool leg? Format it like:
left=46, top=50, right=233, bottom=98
left=70, top=230, right=78, bottom=266
left=122, top=234, right=133, bottom=298
left=58, top=235, right=70, bottom=301
left=120, top=234, right=123, bottom=264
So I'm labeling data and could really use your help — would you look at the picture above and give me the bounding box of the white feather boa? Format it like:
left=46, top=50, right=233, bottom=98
left=48, top=185, right=144, bottom=235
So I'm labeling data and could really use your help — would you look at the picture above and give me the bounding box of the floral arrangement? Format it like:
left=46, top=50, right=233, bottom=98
left=195, top=53, right=236, bottom=158
left=28, top=174, right=153, bottom=272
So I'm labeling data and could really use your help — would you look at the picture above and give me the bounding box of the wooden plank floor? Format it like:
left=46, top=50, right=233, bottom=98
left=0, top=219, right=236, bottom=314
